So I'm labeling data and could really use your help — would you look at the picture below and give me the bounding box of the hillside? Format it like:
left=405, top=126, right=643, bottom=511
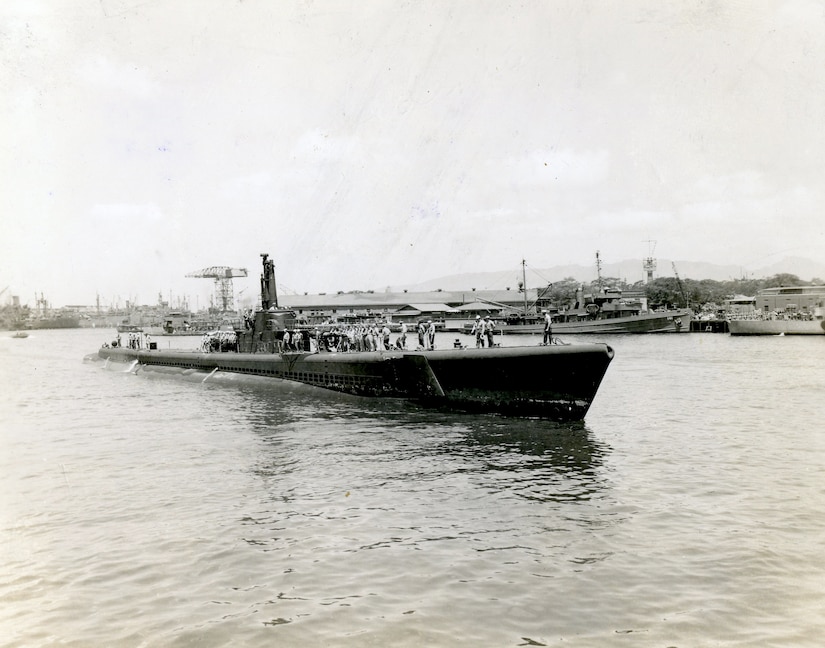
left=391, top=257, right=825, bottom=292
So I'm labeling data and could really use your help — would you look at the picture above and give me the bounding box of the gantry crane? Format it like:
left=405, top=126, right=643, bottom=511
left=186, top=265, right=248, bottom=311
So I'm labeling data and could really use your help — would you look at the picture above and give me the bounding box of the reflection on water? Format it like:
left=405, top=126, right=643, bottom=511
left=456, top=419, right=608, bottom=504
left=214, top=380, right=624, bottom=646
left=221, top=374, right=609, bottom=501
left=208, top=377, right=615, bottom=583
left=91, top=356, right=619, bottom=593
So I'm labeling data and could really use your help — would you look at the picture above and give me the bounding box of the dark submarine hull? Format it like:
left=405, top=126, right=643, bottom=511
left=98, top=343, right=614, bottom=421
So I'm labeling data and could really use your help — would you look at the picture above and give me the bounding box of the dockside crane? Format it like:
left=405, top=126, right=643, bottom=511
left=186, top=265, right=248, bottom=312
left=672, top=262, right=688, bottom=309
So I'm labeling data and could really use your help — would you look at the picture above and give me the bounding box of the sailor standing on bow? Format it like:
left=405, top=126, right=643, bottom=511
left=471, top=315, right=484, bottom=348
left=543, top=310, right=553, bottom=345
left=484, top=315, right=496, bottom=348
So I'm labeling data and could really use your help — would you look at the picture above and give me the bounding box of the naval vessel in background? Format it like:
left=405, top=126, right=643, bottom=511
left=728, top=285, right=825, bottom=335
left=475, top=255, right=691, bottom=335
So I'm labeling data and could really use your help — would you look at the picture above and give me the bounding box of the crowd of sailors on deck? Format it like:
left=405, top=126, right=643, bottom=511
left=305, top=320, right=437, bottom=353
left=727, top=309, right=821, bottom=321
left=105, top=332, right=152, bottom=350
left=200, top=330, right=239, bottom=352
left=229, top=319, right=452, bottom=354
left=107, top=317, right=511, bottom=355
left=470, top=315, right=497, bottom=348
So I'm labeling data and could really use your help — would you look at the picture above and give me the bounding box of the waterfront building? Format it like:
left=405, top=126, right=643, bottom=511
left=753, top=285, right=825, bottom=315
left=279, top=288, right=535, bottom=325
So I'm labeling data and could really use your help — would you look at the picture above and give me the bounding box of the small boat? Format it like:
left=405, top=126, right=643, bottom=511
left=137, top=313, right=235, bottom=337
left=97, top=254, right=615, bottom=421
left=12, top=331, right=28, bottom=339
left=116, top=323, right=143, bottom=334
left=689, top=316, right=729, bottom=333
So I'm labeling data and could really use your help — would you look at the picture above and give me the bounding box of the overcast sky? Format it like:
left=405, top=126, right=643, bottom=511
left=2, top=0, right=824, bottom=309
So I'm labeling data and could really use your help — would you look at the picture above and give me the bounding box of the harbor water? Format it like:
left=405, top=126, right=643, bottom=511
left=1, top=329, right=823, bottom=647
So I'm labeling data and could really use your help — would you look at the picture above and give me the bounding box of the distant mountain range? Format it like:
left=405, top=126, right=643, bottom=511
left=392, top=256, right=825, bottom=292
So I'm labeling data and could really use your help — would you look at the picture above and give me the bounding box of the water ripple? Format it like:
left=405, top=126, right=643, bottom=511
left=1, top=330, right=823, bottom=646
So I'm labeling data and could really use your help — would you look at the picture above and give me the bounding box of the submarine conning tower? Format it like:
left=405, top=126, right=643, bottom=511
left=235, top=253, right=297, bottom=353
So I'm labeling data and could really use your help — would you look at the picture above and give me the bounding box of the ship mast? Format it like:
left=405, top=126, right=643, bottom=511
left=522, top=259, right=528, bottom=316
left=595, top=251, right=603, bottom=291
left=643, top=239, right=657, bottom=283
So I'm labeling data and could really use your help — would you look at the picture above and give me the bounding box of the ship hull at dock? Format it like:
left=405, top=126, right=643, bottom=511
left=496, top=309, right=691, bottom=335
left=728, top=319, right=825, bottom=336
left=98, top=343, right=614, bottom=421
